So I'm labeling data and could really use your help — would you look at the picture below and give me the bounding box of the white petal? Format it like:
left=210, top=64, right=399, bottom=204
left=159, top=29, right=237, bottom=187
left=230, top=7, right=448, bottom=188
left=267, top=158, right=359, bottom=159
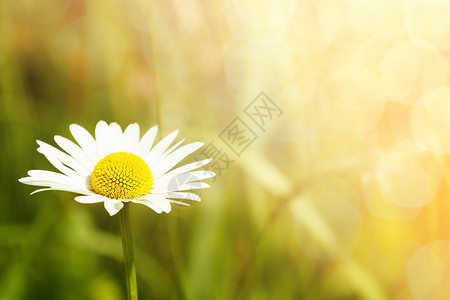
left=104, top=199, right=124, bottom=216
left=152, top=182, right=210, bottom=193
left=37, top=147, right=83, bottom=180
left=153, top=171, right=214, bottom=192
left=30, top=187, right=54, bottom=195
left=108, top=122, right=123, bottom=153
left=20, top=178, right=92, bottom=194
left=54, top=135, right=95, bottom=171
left=187, top=170, right=216, bottom=181
left=36, top=140, right=89, bottom=179
left=154, top=158, right=213, bottom=182
left=96, top=121, right=112, bottom=158
left=167, top=192, right=201, bottom=201
left=145, top=130, right=179, bottom=169
left=154, top=139, right=186, bottom=163
left=160, top=139, right=185, bottom=160
left=141, top=195, right=172, bottom=213
left=75, top=195, right=105, bottom=203
left=22, top=170, right=87, bottom=189
left=19, top=176, right=59, bottom=186
left=69, top=124, right=99, bottom=164
left=37, top=140, right=88, bottom=174
left=29, top=186, right=93, bottom=196
left=133, top=199, right=163, bottom=213
left=154, top=171, right=216, bottom=187
left=152, top=142, right=204, bottom=178
left=136, top=126, right=158, bottom=157
left=168, top=200, right=190, bottom=206
left=123, top=123, right=140, bottom=153
left=24, top=181, right=90, bottom=195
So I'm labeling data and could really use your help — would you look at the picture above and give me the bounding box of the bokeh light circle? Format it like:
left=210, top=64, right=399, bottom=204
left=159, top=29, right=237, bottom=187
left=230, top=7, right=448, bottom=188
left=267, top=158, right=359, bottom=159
left=411, top=87, right=450, bottom=154
left=319, top=64, right=387, bottom=132
left=405, top=0, right=450, bottom=50
left=380, top=41, right=448, bottom=105
left=362, top=142, right=443, bottom=220
left=407, top=240, right=450, bottom=299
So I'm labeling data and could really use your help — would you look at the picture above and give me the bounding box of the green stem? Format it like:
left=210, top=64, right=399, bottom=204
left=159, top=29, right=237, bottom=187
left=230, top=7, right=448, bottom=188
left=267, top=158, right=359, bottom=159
left=119, top=203, right=138, bottom=300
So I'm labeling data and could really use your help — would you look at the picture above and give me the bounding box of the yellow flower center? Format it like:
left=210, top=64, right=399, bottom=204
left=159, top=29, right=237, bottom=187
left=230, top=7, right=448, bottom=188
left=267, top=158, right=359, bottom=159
left=91, top=152, right=153, bottom=199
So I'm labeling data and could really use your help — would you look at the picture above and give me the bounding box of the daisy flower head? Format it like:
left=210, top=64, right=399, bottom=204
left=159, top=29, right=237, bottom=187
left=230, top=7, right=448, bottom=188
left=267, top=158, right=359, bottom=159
left=19, top=121, right=215, bottom=216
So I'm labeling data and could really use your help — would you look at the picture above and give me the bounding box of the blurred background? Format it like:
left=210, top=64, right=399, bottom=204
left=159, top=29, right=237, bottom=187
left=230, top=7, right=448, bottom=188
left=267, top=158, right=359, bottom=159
left=1, top=0, right=450, bottom=299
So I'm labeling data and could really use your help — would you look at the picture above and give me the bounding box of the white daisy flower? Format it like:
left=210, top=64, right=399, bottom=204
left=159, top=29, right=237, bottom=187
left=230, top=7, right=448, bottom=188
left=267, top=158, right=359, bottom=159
left=19, top=121, right=215, bottom=216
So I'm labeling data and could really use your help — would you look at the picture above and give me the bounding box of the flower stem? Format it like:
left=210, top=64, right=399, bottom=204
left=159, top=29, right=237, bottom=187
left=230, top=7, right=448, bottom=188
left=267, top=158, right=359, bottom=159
left=119, top=203, right=138, bottom=300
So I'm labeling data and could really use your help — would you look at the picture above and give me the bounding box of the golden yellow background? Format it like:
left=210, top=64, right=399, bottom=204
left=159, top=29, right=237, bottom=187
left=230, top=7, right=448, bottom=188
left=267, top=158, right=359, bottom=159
left=1, top=0, right=450, bottom=299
